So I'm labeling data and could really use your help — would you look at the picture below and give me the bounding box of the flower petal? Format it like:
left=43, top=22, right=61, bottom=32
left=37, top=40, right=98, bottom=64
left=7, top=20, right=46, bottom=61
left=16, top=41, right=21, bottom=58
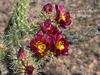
left=56, top=10, right=60, bottom=21
left=45, top=19, right=51, bottom=25
left=64, top=12, right=70, bottom=20
left=44, top=35, right=51, bottom=43
left=59, top=20, right=66, bottom=29
left=62, top=47, right=69, bottom=55
left=34, top=32, right=44, bottom=42
left=59, top=5, right=64, bottom=14
left=52, top=26, right=61, bottom=35
left=18, top=47, right=26, bottom=60
left=25, top=66, right=34, bottom=75
left=55, top=5, right=58, bottom=11
left=51, top=33, right=69, bottom=56
left=40, top=21, right=47, bottom=33
left=31, top=45, right=39, bottom=53
left=60, top=38, right=69, bottom=47
left=30, top=40, right=36, bottom=48
left=43, top=3, right=53, bottom=14
left=65, top=19, right=71, bottom=26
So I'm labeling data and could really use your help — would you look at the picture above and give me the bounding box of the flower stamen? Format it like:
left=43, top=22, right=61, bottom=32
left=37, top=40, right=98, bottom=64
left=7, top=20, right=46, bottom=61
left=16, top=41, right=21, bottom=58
left=34, top=41, right=46, bottom=55
left=58, top=13, right=66, bottom=22
left=56, top=41, right=64, bottom=51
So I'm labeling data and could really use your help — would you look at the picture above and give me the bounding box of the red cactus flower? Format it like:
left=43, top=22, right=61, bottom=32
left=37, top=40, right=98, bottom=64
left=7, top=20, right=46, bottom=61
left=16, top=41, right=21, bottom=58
left=40, top=19, right=53, bottom=34
left=25, top=66, right=34, bottom=75
left=18, top=47, right=26, bottom=60
left=51, top=26, right=62, bottom=35
left=43, top=3, right=53, bottom=14
left=40, top=19, right=61, bottom=36
left=52, top=33, right=69, bottom=56
left=28, top=32, right=51, bottom=56
left=55, top=5, right=71, bottom=29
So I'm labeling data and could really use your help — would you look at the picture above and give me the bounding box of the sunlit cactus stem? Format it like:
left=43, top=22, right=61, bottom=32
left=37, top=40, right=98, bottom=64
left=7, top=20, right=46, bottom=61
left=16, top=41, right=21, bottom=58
left=3, top=0, right=31, bottom=48
left=15, top=0, right=30, bottom=30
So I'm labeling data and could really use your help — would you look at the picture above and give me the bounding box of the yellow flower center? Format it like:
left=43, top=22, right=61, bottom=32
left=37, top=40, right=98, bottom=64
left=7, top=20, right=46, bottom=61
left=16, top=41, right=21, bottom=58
left=59, top=13, right=66, bottom=22
left=56, top=41, right=64, bottom=51
left=47, top=27, right=50, bottom=30
left=34, top=41, right=46, bottom=55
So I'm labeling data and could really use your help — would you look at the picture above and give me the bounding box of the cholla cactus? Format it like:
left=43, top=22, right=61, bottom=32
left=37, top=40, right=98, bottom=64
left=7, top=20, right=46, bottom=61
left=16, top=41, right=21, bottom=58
left=3, top=0, right=31, bottom=49
left=1, top=0, right=72, bottom=75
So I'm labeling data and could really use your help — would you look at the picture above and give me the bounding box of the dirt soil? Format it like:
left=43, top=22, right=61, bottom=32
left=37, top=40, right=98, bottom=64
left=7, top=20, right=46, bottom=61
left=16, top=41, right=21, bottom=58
left=0, top=0, right=100, bottom=75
